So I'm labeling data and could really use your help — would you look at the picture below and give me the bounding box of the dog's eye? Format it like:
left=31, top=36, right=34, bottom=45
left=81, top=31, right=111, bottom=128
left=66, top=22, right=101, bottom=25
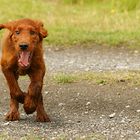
left=15, top=31, right=20, bottom=35
left=30, top=31, right=35, bottom=35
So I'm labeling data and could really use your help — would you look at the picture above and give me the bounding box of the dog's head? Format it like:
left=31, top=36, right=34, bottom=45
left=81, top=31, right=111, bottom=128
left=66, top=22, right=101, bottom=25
left=0, top=18, right=48, bottom=69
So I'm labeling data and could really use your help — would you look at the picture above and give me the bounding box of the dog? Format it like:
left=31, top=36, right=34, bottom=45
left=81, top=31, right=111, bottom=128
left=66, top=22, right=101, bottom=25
left=0, top=18, right=50, bottom=122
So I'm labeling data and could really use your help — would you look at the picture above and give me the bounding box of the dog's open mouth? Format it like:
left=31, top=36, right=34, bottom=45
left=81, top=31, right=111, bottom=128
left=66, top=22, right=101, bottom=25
left=18, top=51, right=32, bottom=68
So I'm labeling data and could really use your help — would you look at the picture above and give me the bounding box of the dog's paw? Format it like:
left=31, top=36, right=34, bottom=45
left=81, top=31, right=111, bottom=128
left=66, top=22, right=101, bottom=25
left=5, top=111, right=20, bottom=121
left=36, top=113, right=51, bottom=122
left=24, top=95, right=37, bottom=114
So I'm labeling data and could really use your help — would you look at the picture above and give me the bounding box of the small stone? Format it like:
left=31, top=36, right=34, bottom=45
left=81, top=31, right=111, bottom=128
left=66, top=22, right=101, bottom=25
left=135, top=131, right=139, bottom=134
left=3, top=90, right=7, bottom=93
left=54, top=131, right=58, bottom=134
left=58, top=103, right=65, bottom=107
left=68, top=120, right=72, bottom=123
left=109, top=113, right=116, bottom=118
left=45, top=91, right=49, bottom=95
left=21, top=113, right=25, bottom=116
left=121, top=118, right=125, bottom=123
left=85, top=111, right=88, bottom=114
left=117, top=92, right=120, bottom=95
left=125, top=105, right=130, bottom=108
left=86, top=102, right=91, bottom=106
left=2, top=122, right=10, bottom=126
left=136, top=110, right=140, bottom=113
left=77, top=93, right=80, bottom=96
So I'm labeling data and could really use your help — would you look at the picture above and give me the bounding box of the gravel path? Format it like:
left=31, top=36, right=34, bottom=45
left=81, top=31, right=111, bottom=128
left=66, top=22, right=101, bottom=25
left=45, top=46, right=140, bottom=72
left=0, top=46, right=140, bottom=140
left=0, top=80, right=140, bottom=140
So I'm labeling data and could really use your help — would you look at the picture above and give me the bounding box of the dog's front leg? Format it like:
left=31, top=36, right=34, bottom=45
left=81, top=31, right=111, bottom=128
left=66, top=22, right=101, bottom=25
left=5, top=98, right=20, bottom=121
left=24, top=70, right=44, bottom=114
left=2, top=68, right=25, bottom=103
left=2, top=68, right=25, bottom=121
left=24, top=80, right=42, bottom=114
left=36, top=95, right=50, bottom=122
left=24, top=70, right=50, bottom=122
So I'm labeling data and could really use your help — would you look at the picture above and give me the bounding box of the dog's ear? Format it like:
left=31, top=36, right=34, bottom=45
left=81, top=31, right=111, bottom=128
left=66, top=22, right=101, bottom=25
left=0, top=24, right=5, bottom=30
left=0, top=21, right=16, bottom=31
left=35, top=20, right=48, bottom=38
left=40, top=25, right=48, bottom=38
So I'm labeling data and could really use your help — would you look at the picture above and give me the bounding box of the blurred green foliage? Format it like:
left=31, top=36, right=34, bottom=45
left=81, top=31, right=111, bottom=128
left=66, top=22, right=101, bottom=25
left=111, top=0, right=140, bottom=11
left=63, top=0, right=140, bottom=11
left=62, top=0, right=95, bottom=4
left=0, top=0, right=140, bottom=47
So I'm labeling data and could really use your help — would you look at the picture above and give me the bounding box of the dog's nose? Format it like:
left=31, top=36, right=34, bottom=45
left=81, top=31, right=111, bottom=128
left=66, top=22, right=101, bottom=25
left=19, top=43, right=28, bottom=50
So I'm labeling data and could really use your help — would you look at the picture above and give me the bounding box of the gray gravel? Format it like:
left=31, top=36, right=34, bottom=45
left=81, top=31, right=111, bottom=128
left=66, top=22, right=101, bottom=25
left=45, top=46, right=140, bottom=72
left=1, top=81, right=140, bottom=139
left=0, top=46, right=140, bottom=139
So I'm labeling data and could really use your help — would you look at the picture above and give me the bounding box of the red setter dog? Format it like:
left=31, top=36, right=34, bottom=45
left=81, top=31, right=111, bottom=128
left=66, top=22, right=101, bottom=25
left=0, top=18, right=50, bottom=122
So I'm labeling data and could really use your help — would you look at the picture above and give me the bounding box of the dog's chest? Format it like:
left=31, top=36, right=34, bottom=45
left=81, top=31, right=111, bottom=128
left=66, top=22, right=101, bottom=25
left=16, top=67, right=29, bottom=76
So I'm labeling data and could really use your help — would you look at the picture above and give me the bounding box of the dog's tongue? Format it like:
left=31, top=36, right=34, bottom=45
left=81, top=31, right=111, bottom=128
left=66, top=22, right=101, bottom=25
left=18, top=51, right=30, bottom=67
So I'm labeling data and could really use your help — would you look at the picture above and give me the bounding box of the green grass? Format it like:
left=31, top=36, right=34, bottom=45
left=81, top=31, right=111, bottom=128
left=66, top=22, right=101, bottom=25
left=0, top=0, right=140, bottom=47
left=111, top=0, right=140, bottom=11
left=52, top=71, right=140, bottom=85
left=53, top=73, right=76, bottom=84
left=0, top=132, right=43, bottom=140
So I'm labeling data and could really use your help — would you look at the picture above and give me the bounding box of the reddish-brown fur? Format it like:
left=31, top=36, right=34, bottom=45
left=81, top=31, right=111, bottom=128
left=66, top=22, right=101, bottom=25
left=0, top=18, right=50, bottom=122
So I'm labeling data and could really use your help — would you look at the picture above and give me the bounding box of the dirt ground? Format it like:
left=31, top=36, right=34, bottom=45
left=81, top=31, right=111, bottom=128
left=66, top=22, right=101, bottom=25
left=0, top=46, right=140, bottom=140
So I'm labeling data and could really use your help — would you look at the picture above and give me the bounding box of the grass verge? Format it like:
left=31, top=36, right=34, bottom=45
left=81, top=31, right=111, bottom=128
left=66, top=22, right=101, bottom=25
left=0, top=132, right=106, bottom=140
left=52, top=71, right=140, bottom=86
left=0, top=132, right=43, bottom=140
left=0, top=0, right=140, bottom=48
